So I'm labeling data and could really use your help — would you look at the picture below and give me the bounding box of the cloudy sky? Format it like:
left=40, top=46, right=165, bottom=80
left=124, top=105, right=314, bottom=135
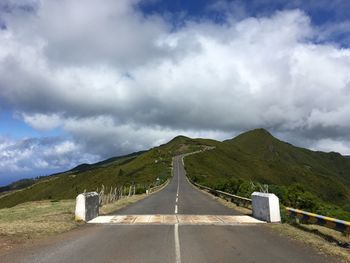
left=1, top=0, right=350, bottom=185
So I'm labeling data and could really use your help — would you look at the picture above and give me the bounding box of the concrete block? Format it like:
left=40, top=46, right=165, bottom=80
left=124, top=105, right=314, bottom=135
left=251, top=192, right=281, bottom=223
left=75, top=192, right=99, bottom=222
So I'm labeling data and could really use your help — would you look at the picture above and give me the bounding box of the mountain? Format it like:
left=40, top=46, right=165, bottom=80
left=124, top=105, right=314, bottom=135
left=0, top=137, right=212, bottom=208
left=185, top=129, right=350, bottom=219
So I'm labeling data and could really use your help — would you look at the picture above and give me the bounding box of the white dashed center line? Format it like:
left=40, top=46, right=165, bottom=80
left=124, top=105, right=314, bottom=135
left=174, top=223, right=181, bottom=263
left=175, top=157, right=181, bottom=215
left=174, top=157, right=181, bottom=263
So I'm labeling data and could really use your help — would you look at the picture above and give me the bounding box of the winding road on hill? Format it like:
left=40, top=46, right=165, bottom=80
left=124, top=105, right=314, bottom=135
left=3, top=155, right=337, bottom=262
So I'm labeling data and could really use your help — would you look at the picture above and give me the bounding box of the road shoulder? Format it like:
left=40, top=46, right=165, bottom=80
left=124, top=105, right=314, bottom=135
left=194, top=185, right=350, bottom=262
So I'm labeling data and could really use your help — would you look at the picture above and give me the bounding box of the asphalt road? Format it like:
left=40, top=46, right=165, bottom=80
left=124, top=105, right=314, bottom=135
left=3, top=155, right=338, bottom=263
left=113, top=156, right=240, bottom=216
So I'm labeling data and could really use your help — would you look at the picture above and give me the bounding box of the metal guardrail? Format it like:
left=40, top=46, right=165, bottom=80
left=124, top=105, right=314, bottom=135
left=190, top=180, right=252, bottom=209
left=189, top=176, right=350, bottom=234
left=286, top=207, right=350, bottom=234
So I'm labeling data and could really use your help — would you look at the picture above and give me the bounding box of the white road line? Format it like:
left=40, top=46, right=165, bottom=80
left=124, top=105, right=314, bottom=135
left=174, top=224, right=181, bottom=263
left=177, top=159, right=180, bottom=191
left=175, top=157, right=180, bottom=215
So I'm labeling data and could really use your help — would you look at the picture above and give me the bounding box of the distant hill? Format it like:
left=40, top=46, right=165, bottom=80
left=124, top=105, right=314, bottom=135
left=0, top=137, right=212, bottom=208
left=0, top=178, right=36, bottom=195
left=185, top=128, right=350, bottom=220
left=0, top=151, right=145, bottom=196
left=69, top=151, right=146, bottom=173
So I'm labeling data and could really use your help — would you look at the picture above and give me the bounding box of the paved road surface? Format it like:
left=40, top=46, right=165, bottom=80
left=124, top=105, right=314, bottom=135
left=3, top=155, right=338, bottom=262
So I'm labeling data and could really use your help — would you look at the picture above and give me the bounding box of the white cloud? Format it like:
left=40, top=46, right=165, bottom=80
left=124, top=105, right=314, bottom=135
left=311, top=139, right=350, bottom=155
left=2, top=0, right=169, bottom=69
left=25, top=115, right=231, bottom=157
left=22, top=113, right=62, bottom=131
left=1, top=1, right=350, bottom=184
left=0, top=136, right=100, bottom=184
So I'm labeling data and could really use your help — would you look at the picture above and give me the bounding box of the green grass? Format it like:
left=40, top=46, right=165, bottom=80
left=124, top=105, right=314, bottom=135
left=0, top=191, right=157, bottom=246
left=0, top=200, right=77, bottom=240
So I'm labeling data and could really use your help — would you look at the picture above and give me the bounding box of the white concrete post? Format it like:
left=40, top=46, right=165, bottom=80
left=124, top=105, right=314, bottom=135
left=75, top=192, right=99, bottom=222
left=251, top=192, right=281, bottom=223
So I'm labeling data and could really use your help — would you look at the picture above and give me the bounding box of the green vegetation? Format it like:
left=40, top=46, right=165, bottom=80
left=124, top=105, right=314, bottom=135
left=0, top=136, right=211, bottom=208
left=0, top=178, right=36, bottom=195
left=185, top=129, right=350, bottom=221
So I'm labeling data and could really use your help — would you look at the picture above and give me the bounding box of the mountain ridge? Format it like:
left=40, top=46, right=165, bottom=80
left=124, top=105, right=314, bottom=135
left=185, top=128, right=350, bottom=219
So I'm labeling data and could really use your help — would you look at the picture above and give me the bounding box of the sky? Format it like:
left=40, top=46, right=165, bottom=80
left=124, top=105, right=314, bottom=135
left=1, top=0, right=350, bottom=186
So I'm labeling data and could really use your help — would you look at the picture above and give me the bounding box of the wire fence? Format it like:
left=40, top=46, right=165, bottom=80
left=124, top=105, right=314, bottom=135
left=95, top=179, right=169, bottom=207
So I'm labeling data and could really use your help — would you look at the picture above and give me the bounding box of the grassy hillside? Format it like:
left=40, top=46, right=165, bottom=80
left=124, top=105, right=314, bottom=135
left=0, top=178, right=36, bottom=195
left=0, top=137, right=211, bottom=208
left=185, top=129, right=350, bottom=220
